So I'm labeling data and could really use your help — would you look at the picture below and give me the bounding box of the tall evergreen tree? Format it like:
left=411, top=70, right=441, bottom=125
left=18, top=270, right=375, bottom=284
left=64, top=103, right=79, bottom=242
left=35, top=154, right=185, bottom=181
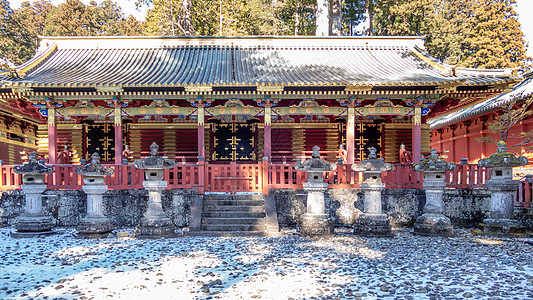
left=0, top=0, right=34, bottom=64
left=462, top=0, right=527, bottom=68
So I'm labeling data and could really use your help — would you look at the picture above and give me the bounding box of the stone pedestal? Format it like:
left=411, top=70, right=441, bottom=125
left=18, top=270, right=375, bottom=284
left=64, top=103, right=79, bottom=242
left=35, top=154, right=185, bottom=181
left=137, top=180, right=175, bottom=237
left=482, top=177, right=523, bottom=233
left=77, top=184, right=114, bottom=235
left=300, top=182, right=332, bottom=236
left=354, top=182, right=391, bottom=236
left=11, top=152, right=55, bottom=237
left=294, top=146, right=336, bottom=236
left=75, top=153, right=115, bottom=236
left=14, top=184, right=54, bottom=233
left=477, top=142, right=528, bottom=234
left=134, top=142, right=177, bottom=237
left=352, top=147, right=394, bottom=236
left=413, top=149, right=455, bottom=236
left=414, top=182, right=454, bottom=235
left=414, top=177, right=454, bottom=236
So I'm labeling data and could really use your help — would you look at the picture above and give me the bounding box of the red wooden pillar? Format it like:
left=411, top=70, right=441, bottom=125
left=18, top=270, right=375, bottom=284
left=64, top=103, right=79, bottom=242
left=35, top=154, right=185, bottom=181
left=197, top=106, right=205, bottom=193
left=264, top=106, right=272, bottom=160
left=114, top=106, right=123, bottom=164
left=48, top=107, right=57, bottom=164
left=346, top=107, right=355, bottom=164
left=197, top=106, right=205, bottom=160
left=412, top=107, right=422, bottom=163
left=262, top=156, right=269, bottom=195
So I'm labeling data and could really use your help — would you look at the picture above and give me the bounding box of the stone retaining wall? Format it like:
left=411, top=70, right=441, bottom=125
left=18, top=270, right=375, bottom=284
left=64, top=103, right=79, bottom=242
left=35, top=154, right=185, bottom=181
left=270, top=188, right=491, bottom=228
left=0, top=188, right=490, bottom=229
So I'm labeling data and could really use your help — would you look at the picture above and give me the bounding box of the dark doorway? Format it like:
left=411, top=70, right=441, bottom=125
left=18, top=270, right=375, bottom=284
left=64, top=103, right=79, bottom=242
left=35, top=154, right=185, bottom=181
left=212, top=123, right=255, bottom=161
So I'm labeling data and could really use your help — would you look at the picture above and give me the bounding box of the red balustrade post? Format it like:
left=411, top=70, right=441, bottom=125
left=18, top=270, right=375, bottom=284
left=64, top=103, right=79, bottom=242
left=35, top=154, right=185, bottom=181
left=262, top=157, right=269, bottom=195
left=47, top=107, right=57, bottom=164
left=114, top=107, right=123, bottom=165
left=198, top=159, right=205, bottom=195
left=412, top=107, right=422, bottom=163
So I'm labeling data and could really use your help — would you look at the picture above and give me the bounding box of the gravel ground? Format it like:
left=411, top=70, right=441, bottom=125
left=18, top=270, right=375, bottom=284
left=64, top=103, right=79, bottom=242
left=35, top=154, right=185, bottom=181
left=0, top=227, right=532, bottom=300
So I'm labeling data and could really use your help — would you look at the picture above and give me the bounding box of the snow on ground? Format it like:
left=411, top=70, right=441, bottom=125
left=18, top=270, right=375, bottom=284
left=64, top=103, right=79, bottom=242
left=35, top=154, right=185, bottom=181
left=0, top=227, right=532, bottom=299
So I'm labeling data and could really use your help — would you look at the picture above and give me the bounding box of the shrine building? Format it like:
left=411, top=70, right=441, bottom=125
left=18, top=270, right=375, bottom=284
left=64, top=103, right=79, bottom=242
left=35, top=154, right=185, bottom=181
left=0, top=36, right=515, bottom=172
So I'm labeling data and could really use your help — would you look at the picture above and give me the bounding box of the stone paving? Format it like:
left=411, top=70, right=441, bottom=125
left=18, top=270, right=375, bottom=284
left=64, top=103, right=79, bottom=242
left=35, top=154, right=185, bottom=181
left=0, top=227, right=532, bottom=299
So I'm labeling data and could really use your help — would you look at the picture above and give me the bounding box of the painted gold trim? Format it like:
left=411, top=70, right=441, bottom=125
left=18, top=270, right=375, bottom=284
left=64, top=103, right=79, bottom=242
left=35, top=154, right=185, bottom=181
left=0, top=136, right=39, bottom=149
left=48, top=108, right=55, bottom=126
left=257, top=85, right=284, bottom=93
left=16, top=43, right=58, bottom=77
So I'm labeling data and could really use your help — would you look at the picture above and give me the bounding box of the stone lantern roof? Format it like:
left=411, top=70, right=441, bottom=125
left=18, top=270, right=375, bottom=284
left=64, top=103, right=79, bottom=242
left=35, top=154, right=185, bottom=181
left=414, top=149, right=455, bottom=172
left=134, top=142, right=175, bottom=170
left=352, top=147, right=394, bottom=173
left=478, top=141, right=528, bottom=168
left=295, top=146, right=336, bottom=172
left=76, top=152, right=114, bottom=176
left=13, top=152, right=52, bottom=175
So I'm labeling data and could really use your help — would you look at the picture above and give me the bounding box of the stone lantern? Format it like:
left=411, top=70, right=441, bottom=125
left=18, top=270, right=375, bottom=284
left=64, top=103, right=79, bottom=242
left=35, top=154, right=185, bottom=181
left=413, top=149, right=456, bottom=235
left=295, top=146, right=337, bottom=236
left=478, top=141, right=528, bottom=233
left=75, top=152, right=115, bottom=235
left=12, top=152, right=54, bottom=236
left=134, top=142, right=176, bottom=236
left=352, top=147, right=394, bottom=235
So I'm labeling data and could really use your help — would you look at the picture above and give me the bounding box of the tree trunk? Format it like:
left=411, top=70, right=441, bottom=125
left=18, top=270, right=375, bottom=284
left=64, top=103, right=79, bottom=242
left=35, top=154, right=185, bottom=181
left=182, top=0, right=193, bottom=35
left=316, top=0, right=329, bottom=36
left=329, top=0, right=342, bottom=36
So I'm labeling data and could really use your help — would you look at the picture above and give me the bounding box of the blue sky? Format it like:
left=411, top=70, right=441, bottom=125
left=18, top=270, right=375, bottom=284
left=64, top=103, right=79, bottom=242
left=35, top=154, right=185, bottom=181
left=8, top=0, right=533, bottom=57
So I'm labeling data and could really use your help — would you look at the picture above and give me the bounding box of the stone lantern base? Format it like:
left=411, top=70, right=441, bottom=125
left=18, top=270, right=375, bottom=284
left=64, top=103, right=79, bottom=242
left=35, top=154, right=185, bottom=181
left=11, top=215, right=54, bottom=237
left=354, top=214, right=391, bottom=236
left=481, top=218, right=524, bottom=234
left=77, top=216, right=114, bottom=235
left=414, top=213, right=454, bottom=236
left=300, top=214, right=332, bottom=236
left=137, top=217, right=177, bottom=237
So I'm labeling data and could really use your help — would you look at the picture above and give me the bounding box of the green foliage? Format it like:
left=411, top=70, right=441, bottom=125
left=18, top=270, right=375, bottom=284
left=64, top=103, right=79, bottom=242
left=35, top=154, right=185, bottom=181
left=0, top=0, right=144, bottom=64
left=371, top=0, right=528, bottom=68
left=462, top=0, right=527, bottom=68
left=0, top=0, right=35, bottom=64
left=144, top=0, right=304, bottom=36
left=43, top=0, right=144, bottom=36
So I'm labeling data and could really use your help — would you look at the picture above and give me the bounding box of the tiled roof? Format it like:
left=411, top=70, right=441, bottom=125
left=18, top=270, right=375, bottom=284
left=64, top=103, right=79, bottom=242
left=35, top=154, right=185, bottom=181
left=1, top=36, right=511, bottom=89
left=429, top=73, right=533, bottom=129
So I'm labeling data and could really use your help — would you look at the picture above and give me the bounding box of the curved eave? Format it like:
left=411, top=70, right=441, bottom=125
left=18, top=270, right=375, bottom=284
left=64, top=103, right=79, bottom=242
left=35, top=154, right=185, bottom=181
left=429, top=75, right=533, bottom=129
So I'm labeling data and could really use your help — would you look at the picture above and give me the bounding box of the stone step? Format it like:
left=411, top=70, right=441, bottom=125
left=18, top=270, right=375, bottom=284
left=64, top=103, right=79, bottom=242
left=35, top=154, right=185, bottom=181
left=202, top=205, right=265, bottom=213
left=204, top=193, right=264, bottom=201
left=201, top=224, right=267, bottom=231
left=184, top=231, right=283, bottom=237
left=202, top=217, right=266, bottom=225
left=202, top=211, right=265, bottom=218
left=203, top=199, right=264, bottom=207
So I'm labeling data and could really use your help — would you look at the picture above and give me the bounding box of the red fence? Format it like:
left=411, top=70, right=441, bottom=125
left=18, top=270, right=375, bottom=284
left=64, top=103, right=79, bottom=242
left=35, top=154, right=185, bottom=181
left=1, top=163, right=532, bottom=207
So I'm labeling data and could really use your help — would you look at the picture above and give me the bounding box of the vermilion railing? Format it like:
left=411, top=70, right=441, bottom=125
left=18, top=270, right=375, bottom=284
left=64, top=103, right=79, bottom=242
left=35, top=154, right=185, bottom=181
left=3, top=162, right=532, bottom=208
left=517, top=180, right=533, bottom=208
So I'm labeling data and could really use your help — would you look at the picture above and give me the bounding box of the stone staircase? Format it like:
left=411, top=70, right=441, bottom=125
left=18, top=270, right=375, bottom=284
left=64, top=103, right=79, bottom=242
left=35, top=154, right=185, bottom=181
left=188, top=193, right=281, bottom=237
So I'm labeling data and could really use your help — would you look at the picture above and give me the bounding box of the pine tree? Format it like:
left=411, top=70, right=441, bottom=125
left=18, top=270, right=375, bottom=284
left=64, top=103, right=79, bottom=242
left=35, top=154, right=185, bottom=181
left=462, top=0, right=527, bottom=68
left=0, top=0, right=34, bottom=64
left=43, top=0, right=93, bottom=36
